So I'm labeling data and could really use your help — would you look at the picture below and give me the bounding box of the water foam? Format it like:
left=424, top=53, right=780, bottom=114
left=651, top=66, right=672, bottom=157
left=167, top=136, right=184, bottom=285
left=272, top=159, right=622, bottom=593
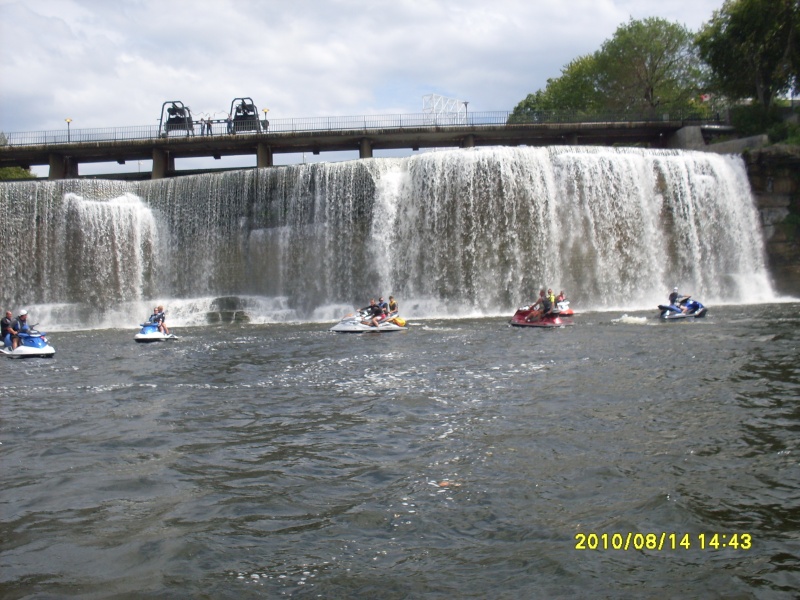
left=0, top=146, right=774, bottom=328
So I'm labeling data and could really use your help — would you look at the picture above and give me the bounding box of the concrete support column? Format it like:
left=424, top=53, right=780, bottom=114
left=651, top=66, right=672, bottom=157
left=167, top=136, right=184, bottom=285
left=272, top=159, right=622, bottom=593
left=152, top=148, right=174, bottom=179
left=48, top=153, right=65, bottom=180
left=66, top=158, right=79, bottom=178
left=666, top=126, right=707, bottom=150
left=359, top=138, right=373, bottom=159
left=461, top=134, right=475, bottom=148
left=565, top=133, right=579, bottom=145
left=257, top=143, right=273, bottom=168
left=48, top=154, right=78, bottom=179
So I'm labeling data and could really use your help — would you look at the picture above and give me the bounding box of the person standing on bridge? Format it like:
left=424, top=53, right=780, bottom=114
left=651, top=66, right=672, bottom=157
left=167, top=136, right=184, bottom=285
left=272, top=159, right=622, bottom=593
left=205, top=118, right=213, bottom=136
left=226, top=114, right=234, bottom=134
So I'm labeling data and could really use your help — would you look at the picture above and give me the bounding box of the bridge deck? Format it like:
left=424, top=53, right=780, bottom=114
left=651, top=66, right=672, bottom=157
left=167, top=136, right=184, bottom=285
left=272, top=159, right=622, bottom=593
left=0, top=110, right=725, bottom=178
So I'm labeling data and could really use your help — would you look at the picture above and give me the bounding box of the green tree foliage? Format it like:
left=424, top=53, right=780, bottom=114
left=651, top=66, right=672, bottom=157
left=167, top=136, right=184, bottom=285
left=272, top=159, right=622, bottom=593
left=0, top=166, right=36, bottom=181
left=696, top=0, right=800, bottom=108
left=594, top=18, right=704, bottom=113
left=511, top=18, right=704, bottom=121
left=509, top=56, right=603, bottom=122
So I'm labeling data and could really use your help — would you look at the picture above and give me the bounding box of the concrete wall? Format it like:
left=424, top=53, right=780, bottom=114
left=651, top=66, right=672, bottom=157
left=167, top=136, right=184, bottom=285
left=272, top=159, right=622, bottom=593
left=705, top=134, right=769, bottom=155
left=667, top=126, right=769, bottom=154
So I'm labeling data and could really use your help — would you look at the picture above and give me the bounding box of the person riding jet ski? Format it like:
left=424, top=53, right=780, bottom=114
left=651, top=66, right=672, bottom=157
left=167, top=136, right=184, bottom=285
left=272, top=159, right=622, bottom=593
left=360, top=299, right=385, bottom=328
left=669, top=287, right=689, bottom=313
left=10, top=309, right=31, bottom=349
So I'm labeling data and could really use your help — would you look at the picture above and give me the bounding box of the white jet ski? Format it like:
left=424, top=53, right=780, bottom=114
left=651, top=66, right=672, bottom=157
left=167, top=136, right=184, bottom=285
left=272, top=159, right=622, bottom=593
left=134, top=322, right=179, bottom=343
left=330, top=310, right=408, bottom=333
left=0, top=330, right=55, bottom=358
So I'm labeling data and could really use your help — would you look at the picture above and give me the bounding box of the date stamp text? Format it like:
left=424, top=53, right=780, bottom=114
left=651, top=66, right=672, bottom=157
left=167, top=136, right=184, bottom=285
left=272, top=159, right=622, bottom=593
left=574, top=532, right=752, bottom=551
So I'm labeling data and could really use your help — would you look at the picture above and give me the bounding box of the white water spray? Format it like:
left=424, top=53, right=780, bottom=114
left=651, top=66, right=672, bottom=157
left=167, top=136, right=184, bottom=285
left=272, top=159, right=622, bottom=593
left=0, top=146, right=774, bottom=328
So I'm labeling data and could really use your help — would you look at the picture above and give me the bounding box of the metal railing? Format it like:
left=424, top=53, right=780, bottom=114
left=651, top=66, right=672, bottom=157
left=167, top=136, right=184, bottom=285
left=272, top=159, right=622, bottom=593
left=0, top=109, right=722, bottom=148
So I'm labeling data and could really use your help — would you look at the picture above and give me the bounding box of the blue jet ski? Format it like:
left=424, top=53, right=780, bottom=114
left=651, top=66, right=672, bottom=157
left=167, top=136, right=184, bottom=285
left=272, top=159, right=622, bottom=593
left=658, top=296, right=708, bottom=320
left=0, top=329, right=56, bottom=358
left=134, top=321, right=179, bottom=343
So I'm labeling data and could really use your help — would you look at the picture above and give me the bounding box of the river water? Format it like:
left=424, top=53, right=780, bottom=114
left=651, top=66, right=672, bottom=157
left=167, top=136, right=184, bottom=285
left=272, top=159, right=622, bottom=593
left=2, top=303, right=799, bottom=599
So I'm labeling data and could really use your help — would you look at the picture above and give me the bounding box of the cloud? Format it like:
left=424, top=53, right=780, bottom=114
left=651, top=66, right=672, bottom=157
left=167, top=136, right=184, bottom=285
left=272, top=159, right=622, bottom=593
left=0, top=0, right=724, bottom=173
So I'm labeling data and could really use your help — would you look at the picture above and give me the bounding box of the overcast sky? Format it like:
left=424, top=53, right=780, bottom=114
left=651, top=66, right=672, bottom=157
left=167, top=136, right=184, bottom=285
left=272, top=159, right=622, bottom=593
left=1, top=0, right=725, bottom=173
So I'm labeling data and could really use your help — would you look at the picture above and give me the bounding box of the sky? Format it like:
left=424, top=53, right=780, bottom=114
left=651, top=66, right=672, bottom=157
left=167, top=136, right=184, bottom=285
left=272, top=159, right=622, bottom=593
left=0, top=0, right=726, bottom=175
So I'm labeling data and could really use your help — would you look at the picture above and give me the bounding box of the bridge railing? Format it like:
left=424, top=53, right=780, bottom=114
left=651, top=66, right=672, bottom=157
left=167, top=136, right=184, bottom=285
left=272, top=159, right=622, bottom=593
left=0, top=109, right=721, bottom=147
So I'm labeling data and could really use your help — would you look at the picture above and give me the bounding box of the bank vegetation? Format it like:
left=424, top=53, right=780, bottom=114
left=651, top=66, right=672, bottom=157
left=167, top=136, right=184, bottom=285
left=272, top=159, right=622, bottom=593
left=511, top=0, right=800, bottom=145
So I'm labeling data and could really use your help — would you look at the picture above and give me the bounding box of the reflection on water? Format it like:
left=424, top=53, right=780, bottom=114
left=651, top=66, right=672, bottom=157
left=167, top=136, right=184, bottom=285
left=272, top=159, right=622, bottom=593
left=1, top=304, right=799, bottom=598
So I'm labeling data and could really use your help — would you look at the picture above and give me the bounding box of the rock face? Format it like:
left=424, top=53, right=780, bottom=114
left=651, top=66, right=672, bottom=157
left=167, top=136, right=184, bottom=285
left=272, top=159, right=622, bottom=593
left=744, top=145, right=800, bottom=296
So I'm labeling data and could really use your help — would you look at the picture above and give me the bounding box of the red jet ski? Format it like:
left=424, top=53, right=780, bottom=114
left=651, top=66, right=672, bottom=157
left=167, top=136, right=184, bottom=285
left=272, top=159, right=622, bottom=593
left=509, top=306, right=573, bottom=328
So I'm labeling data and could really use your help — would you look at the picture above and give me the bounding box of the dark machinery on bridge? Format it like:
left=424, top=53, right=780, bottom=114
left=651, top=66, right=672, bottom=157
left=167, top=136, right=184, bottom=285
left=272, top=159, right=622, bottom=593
left=158, top=101, right=194, bottom=137
left=229, top=97, right=265, bottom=133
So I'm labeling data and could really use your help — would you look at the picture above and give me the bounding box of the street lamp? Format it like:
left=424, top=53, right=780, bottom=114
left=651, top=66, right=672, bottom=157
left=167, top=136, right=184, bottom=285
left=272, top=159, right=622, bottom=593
left=463, top=101, right=469, bottom=125
left=262, top=108, right=269, bottom=131
left=65, top=117, right=72, bottom=142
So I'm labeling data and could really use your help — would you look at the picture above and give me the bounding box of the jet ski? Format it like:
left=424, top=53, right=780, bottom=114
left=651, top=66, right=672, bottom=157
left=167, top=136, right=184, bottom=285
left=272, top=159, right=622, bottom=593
left=331, top=310, right=408, bottom=333
left=134, top=322, right=179, bottom=342
left=556, top=300, right=574, bottom=317
left=510, top=306, right=573, bottom=328
left=0, top=330, right=55, bottom=358
left=658, top=296, right=708, bottom=320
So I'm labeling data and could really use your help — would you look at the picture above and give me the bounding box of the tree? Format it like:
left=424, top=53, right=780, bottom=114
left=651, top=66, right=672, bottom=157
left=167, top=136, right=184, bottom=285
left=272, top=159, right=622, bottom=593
left=510, top=17, right=705, bottom=120
left=0, top=166, right=36, bottom=181
left=594, top=18, right=705, bottom=114
left=544, top=56, right=605, bottom=112
left=696, top=0, right=800, bottom=108
left=509, top=56, right=602, bottom=122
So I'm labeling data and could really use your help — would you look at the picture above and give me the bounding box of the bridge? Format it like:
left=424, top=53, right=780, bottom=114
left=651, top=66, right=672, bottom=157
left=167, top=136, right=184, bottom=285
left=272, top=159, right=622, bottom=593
left=0, top=110, right=728, bottom=179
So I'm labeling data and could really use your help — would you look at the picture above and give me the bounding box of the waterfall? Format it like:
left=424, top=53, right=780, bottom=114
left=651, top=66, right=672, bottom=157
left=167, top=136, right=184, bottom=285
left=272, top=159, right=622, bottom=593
left=0, top=146, right=775, bottom=329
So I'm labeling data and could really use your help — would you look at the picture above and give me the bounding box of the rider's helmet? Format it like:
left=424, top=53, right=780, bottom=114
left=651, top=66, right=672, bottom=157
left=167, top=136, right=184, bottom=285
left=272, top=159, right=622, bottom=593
left=19, top=309, right=27, bottom=317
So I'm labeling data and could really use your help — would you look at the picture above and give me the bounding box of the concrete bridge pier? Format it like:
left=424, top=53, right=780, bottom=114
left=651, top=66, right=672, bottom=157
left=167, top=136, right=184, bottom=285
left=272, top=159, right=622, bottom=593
left=565, top=133, right=579, bottom=145
left=461, top=134, right=475, bottom=148
left=48, top=153, right=78, bottom=179
left=667, top=126, right=706, bottom=150
left=152, top=148, right=174, bottom=179
left=257, top=143, right=273, bottom=168
left=360, top=138, right=373, bottom=159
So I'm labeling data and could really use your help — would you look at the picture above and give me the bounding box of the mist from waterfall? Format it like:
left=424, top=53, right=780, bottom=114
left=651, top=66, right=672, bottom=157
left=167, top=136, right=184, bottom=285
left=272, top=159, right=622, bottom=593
left=0, top=146, right=775, bottom=330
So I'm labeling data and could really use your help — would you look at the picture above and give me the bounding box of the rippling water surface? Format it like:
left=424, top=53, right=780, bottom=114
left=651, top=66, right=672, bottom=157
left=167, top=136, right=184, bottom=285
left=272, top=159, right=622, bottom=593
left=2, top=304, right=799, bottom=599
